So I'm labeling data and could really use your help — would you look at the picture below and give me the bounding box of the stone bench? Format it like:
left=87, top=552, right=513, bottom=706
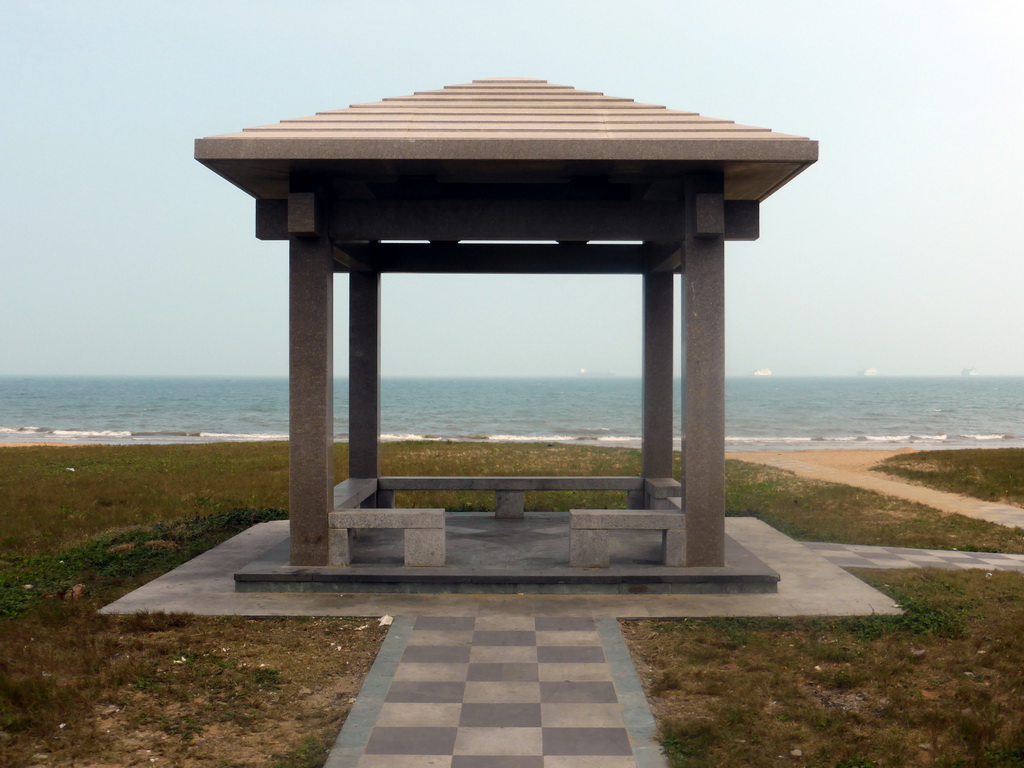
left=377, top=476, right=680, bottom=519
left=569, top=509, right=686, bottom=568
left=328, top=508, right=445, bottom=567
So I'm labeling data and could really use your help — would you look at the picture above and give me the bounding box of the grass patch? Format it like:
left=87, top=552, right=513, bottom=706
left=0, top=507, right=286, bottom=618
left=0, top=608, right=386, bottom=767
left=876, top=448, right=1024, bottom=507
left=623, top=568, right=1024, bottom=767
left=3, top=442, right=1024, bottom=765
left=0, top=441, right=664, bottom=557
left=726, top=460, right=1024, bottom=553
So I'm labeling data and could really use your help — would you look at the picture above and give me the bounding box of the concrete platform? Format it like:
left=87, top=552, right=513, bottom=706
left=100, top=518, right=901, bottom=618
left=236, top=512, right=779, bottom=595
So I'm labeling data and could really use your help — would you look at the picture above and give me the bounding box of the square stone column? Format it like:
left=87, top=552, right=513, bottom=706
left=288, top=235, right=335, bottom=566
left=682, top=176, right=726, bottom=567
left=642, top=266, right=675, bottom=498
left=349, top=271, right=381, bottom=485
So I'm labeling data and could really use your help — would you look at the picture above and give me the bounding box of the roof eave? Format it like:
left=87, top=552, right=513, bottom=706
left=195, top=136, right=818, bottom=165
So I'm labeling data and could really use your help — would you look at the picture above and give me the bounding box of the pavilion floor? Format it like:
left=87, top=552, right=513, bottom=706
left=234, top=511, right=779, bottom=595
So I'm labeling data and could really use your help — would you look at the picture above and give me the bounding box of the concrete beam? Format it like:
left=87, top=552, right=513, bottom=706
left=363, top=242, right=645, bottom=274
left=288, top=192, right=321, bottom=236
left=646, top=241, right=683, bottom=274
left=329, top=199, right=685, bottom=242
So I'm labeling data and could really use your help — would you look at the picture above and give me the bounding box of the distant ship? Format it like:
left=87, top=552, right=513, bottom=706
left=577, top=368, right=616, bottom=378
left=752, top=368, right=772, bottom=376
left=962, top=367, right=979, bottom=377
left=856, top=367, right=879, bottom=376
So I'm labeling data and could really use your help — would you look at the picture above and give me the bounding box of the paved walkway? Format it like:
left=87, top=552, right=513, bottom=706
left=327, top=615, right=663, bottom=768
left=743, top=456, right=1024, bottom=529
left=805, top=542, right=1024, bottom=572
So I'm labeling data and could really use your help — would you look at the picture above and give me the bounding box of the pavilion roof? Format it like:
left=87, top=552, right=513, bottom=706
left=196, top=78, right=817, bottom=201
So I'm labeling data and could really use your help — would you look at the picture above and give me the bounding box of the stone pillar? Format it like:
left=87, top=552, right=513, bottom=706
left=349, top=271, right=381, bottom=488
left=642, top=267, right=675, bottom=505
left=288, top=235, right=334, bottom=566
left=683, top=176, right=726, bottom=567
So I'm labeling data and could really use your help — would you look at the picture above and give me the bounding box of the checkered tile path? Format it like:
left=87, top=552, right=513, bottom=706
left=803, top=542, right=1024, bottom=572
left=332, top=615, right=665, bottom=768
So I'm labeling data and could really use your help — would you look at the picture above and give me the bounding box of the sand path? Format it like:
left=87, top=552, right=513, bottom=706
left=728, top=449, right=1024, bottom=528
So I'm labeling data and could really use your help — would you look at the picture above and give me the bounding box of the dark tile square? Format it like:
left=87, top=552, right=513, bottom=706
left=540, top=681, right=618, bottom=703
left=459, top=703, right=542, bottom=727
left=537, top=646, right=605, bottom=663
left=385, top=681, right=466, bottom=703
left=543, top=727, right=632, bottom=756
left=414, top=616, right=477, bottom=631
left=365, top=726, right=458, bottom=755
left=452, top=757, right=544, bottom=768
left=402, top=645, right=472, bottom=663
left=467, top=663, right=539, bottom=682
left=535, top=617, right=596, bottom=632
left=472, top=630, right=537, bottom=646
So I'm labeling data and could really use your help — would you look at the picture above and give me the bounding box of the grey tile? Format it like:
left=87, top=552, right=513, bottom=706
left=535, top=617, right=596, bottom=632
left=472, top=630, right=537, bottom=646
left=403, top=645, right=472, bottom=663
left=357, top=755, right=454, bottom=767
left=460, top=703, right=543, bottom=727
left=467, top=662, right=540, bottom=682
left=454, top=727, right=543, bottom=756
left=365, top=726, right=458, bottom=755
left=393, top=663, right=469, bottom=682
left=469, top=645, right=538, bottom=664
left=386, top=681, right=466, bottom=704
left=415, top=616, right=477, bottom=631
left=474, top=616, right=537, bottom=631
left=534, top=631, right=601, bottom=647
left=537, top=646, right=605, bottom=664
left=451, top=758, right=543, bottom=768
left=377, top=702, right=462, bottom=727
left=463, top=681, right=541, bottom=703
left=540, top=682, right=618, bottom=704
left=542, top=727, right=632, bottom=756
left=407, top=630, right=474, bottom=646
left=540, top=703, right=624, bottom=728
left=538, top=663, right=612, bottom=682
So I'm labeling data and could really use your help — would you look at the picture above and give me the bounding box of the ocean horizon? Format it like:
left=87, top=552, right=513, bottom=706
left=2, top=375, right=1023, bottom=452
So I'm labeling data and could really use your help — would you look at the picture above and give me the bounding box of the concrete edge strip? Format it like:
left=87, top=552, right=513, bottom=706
left=322, top=615, right=413, bottom=768
left=597, top=616, right=669, bottom=768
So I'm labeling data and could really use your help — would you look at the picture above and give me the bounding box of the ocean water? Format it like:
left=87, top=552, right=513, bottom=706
left=1, top=376, right=1023, bottom=452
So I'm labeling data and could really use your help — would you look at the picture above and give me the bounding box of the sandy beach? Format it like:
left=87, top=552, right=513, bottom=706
left=726, top=448, right=917, bottom=474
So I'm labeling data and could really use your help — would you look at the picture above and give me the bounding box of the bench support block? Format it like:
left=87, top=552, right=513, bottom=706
left=495, top=490, right=525, bottom=519
left=569, top=509, right=687, bottom=568
left=329, top=508, right=445, bottom=567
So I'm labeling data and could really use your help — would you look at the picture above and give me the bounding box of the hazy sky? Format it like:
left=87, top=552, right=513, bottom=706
left=3, top=1, right=1022, bottom=378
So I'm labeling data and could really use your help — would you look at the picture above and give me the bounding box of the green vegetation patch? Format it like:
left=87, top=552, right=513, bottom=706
left=0, top=507, right=286, bottom=618
left=877, top=448, right=1024, bottom=507
left=726, top=459, right=1024, bottom=554
left=624, top=568, right=1024, bottom=767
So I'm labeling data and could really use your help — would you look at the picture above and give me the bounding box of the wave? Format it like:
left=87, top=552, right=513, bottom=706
left=2, top=424, right=1020, bottom=451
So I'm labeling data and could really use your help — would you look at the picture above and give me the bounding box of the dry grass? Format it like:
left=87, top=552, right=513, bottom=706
left=624, top=568, right=1024, bottom=768
left=0, top=605, right=386, bottom=768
